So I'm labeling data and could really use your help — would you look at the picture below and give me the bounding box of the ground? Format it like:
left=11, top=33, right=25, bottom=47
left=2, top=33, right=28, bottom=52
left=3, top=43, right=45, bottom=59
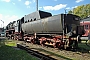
left=0, top=38, right=39, bottom=60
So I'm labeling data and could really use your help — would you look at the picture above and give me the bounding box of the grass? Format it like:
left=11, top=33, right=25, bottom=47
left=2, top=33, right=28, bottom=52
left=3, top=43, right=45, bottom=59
left=0, top=39, right=39, bottom=60
left=77, top=40, right=90, bottom=53
left=5, top=40, right=16, bottom=46
left=78, top=42, right=90, bottom=53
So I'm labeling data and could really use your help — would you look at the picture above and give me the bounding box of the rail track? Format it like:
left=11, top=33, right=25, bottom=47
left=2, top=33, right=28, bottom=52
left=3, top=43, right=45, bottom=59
left=17, top=43, right=57, bottom=60
left=16, top=40, right=90, bottom=60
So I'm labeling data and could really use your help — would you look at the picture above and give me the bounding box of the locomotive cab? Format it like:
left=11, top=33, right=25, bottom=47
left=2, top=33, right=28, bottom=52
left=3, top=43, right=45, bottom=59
left=64, top=14, right=84, bottom=36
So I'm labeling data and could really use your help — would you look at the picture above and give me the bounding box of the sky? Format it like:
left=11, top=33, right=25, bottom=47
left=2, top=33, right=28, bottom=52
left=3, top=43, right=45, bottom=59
left=0, top=0, right=90, bottom=27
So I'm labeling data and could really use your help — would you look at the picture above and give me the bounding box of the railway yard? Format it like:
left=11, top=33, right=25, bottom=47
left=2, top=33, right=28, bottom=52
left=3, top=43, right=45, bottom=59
left=1, top=6, right=90, bottom=60
left=16, top=40, right=90, bottom=60
left=0, top=0, right=90, bottom=60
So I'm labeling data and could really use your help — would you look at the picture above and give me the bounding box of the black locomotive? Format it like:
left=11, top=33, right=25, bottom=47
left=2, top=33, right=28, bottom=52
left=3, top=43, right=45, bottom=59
left=6, top=10, right=84, bottom=49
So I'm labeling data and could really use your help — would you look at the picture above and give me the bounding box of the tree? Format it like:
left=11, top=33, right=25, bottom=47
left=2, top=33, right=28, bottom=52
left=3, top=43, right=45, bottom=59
left=68, top=4, right=90, bottom=19
left=68, top=10, right=73, bottom=14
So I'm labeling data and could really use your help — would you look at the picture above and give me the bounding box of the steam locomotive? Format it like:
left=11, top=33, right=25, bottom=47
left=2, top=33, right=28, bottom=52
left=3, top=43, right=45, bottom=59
left=6, top=10, right=84, bottom=49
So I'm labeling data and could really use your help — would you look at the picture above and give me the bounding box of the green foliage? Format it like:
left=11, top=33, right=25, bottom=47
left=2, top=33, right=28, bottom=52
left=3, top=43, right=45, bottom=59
left=68, top=10, right=73, bottom=14
left=68, top=4, right=90, bottom=19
